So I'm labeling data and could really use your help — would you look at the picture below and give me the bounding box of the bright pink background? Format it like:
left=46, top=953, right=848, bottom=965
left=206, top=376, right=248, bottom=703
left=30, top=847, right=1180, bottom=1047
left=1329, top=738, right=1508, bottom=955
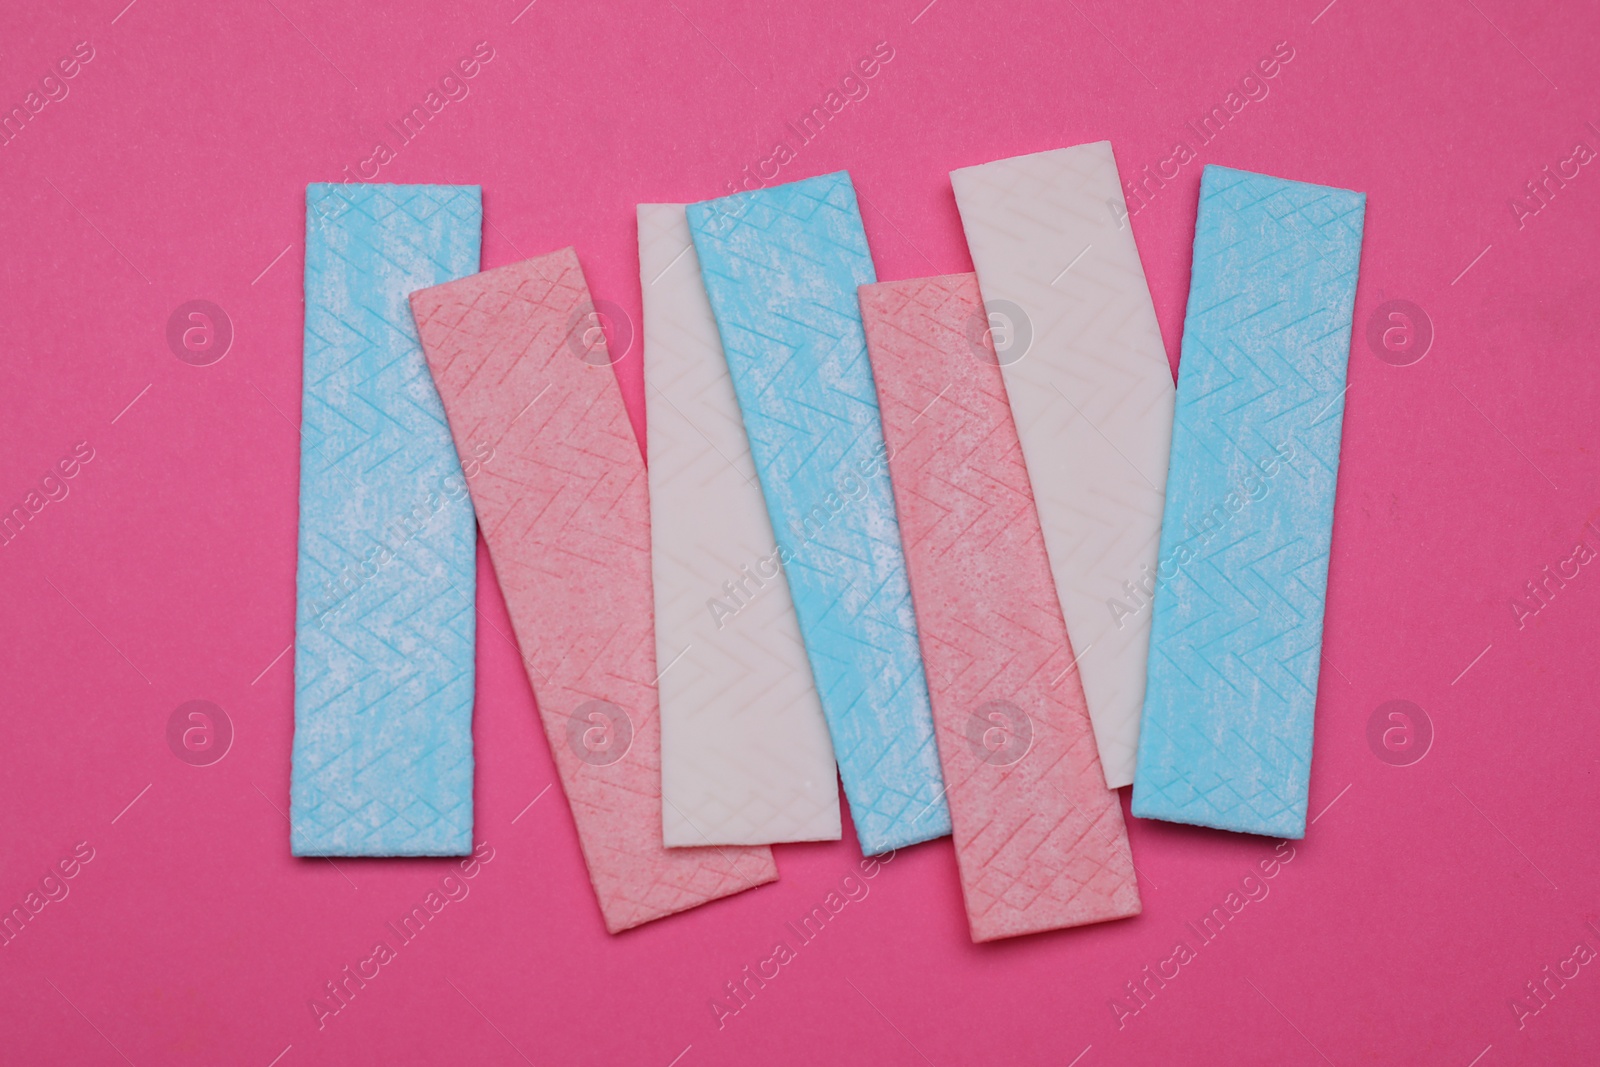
left=3, top=1, right=1598, bottom=1064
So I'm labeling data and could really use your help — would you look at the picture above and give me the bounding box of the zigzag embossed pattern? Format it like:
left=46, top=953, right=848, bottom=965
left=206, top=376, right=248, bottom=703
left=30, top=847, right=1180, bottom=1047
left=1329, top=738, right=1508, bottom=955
left=862, top=274, right=1140, bottom=941
left=410, top=248, right=776, bottom=932
left=639, top=204, right=840, bottom=847
left=951, top=142, right=1176, bottom=789
left=686, top=173, right=949, bottom=855
left=291, top=183, right=481, bottom=857
left=1132, top=166, right=1366, bottom=839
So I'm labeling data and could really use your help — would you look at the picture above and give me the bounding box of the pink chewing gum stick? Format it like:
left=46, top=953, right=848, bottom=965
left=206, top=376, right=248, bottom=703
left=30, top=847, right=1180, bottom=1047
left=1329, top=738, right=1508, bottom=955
left=410, top=247, right=776, bottom=933
left=859, top=273, right=1141, bottom=941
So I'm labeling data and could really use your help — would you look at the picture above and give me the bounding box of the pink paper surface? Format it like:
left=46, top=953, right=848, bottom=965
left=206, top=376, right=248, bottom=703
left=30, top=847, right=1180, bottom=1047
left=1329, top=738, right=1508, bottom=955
left=408, top=248, right=775, bottom=932
left=4, top=2, right=1599, bottom=1064
left=861, top=273, right=1141, bottom=942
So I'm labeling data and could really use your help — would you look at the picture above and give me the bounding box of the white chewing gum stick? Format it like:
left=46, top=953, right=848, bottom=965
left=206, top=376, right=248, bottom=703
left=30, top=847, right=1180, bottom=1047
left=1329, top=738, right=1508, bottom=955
left=639, top=203, right=841, bottom=847
left=951, top=142, right=1176, bottom=788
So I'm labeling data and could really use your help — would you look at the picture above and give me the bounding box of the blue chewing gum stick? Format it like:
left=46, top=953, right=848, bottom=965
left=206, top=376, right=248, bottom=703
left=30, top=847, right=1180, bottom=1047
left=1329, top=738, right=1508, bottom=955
left=686, top=172, right=949, bottom=854
left=1132, top=165, right=1365, bottom=839
left=291, top=183, right=482, bottom=856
